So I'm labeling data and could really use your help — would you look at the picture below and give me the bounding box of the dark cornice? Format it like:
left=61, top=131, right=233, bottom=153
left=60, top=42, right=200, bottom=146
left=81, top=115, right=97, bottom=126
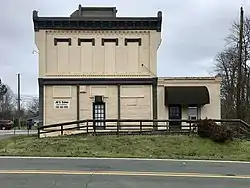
left=32, top=10, right=162, bottom=32
left=38, top=77, right=157, bottom=86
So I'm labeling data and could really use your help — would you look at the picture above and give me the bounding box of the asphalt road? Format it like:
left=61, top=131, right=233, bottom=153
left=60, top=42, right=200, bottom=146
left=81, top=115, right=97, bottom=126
left=0, top=157, right=250, bottom=188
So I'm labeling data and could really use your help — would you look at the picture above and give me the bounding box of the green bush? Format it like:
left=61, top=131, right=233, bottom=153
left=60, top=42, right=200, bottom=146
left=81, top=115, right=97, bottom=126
left=197, top=119, right=233, bottom=143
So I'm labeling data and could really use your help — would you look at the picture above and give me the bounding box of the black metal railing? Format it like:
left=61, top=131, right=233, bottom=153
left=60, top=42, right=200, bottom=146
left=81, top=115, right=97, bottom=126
left=37, top=119, right=250, bottom=138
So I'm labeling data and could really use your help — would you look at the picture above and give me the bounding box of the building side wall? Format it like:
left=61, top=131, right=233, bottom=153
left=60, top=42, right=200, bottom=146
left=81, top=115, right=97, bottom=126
left=35, top=30, right=161, bottom=78
left=157, top=78, right=221, bottom=120
left=44, top=85, right=77, bottom=125
left=79, top=85, right=118, bottom=120
left=120, top=85, right=152, bottom=120
left=43, top=84, right=152, bottom=126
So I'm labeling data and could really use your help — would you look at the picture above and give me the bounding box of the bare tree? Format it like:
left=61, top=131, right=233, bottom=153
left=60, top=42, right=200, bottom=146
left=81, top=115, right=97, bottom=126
left=215, top=17, right=250, bottom=123
left=0, top=79, right=7, bottom=101
left=26, top=97, right=39, bottom=117
left=0, top=84, right=16, bottom=120
left=215, top=47, right=238, bottom=118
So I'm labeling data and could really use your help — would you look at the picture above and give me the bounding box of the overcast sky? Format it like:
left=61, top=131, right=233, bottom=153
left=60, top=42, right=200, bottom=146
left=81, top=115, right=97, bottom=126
left=0, top=0, right=249, bottom=97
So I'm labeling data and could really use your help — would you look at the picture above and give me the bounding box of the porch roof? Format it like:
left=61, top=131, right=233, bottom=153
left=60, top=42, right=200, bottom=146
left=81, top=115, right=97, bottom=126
left=164, top=86, right=210, bottom=106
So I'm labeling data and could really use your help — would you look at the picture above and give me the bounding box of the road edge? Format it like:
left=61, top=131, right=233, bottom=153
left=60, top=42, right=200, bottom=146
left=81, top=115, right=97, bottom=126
left=0, top=156, right=250, bottom=164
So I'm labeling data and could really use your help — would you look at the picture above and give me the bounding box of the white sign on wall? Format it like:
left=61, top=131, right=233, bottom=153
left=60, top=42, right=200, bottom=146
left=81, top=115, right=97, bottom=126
left=54, top=100, right=70, bottom=109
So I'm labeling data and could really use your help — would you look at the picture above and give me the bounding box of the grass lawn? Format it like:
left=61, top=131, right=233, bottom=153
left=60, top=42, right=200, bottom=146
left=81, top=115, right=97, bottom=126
left=0, top=134, right=250, bottom=161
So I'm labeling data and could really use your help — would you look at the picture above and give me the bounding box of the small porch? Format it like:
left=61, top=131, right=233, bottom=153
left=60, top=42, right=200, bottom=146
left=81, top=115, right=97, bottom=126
left=164, top=86, right=210, bottom=130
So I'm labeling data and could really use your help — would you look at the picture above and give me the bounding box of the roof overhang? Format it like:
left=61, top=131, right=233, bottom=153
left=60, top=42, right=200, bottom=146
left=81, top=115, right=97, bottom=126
left=32, top=8, right=162, bottom=32
left=164, top=86, right=210, bottom=106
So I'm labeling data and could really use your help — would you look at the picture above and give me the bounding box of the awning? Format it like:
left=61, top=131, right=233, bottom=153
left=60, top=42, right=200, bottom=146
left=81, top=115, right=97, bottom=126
left=164, top=86, right=210, bottom=105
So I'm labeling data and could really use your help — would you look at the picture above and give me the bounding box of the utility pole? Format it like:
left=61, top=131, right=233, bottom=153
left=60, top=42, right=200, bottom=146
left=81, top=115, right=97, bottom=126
left=17, top=73, right=21, bottom=129
left=236, top=6, right=244, bottom=119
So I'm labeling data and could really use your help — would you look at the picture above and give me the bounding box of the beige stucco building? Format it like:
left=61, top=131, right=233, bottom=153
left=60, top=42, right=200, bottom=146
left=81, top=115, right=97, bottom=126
left=33, top=5, right=221, bottom=130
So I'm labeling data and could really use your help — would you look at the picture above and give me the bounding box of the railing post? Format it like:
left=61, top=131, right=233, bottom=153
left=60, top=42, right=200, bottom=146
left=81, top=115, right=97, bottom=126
left=140, top=121, right=142, bottom=133
left=116, top=119, right=119, bottom=136
left=93, top=120, right=96, bottom=136
left=86, top=120, right=89, bottom=133
left=117, top=119, right=120, bottom=132
left=189, top=121, right=192, bottom=135
left=38, top=128, right=40, bottom=138
left=153, top=120, right=158, bottom=131
left=61, top=125, right=63, bottom=135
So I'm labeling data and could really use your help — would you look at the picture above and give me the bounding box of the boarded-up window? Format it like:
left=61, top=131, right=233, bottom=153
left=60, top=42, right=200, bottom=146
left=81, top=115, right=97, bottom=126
left=53, top=86, right=72, bottom=98
left=46, top=35, right=58, bottom=74
left=80, top=86, right=87, bottom=93
left=104, top=43, right=116, bottom=74
left=57, top=42, right=69, bottom=73
left=80, top=42, right=93, bottom=73
left=121, top=86, right=144, bottom=97
left=121, top=98, right=138, bottom=106
left=90, top=86, right=107, bottom=97
left=125, top=38, right=141, bottom=74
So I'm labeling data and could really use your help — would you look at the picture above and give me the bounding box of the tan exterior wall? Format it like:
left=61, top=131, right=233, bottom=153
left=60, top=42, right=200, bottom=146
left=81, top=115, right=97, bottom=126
left=79, top=85, right=118, bottom=120
left=120, top=85, right=152, bottom=119
left=79, top=85, right=152, bottom=120
left=35, top=30, right=161, bottom=78
left=44, top=84, right=152, bottom=126
left=157, top=77, right=221, bottom=120
left=43, top=77, right=220, bottom=126
left=44, top=85, right=77, bottom=125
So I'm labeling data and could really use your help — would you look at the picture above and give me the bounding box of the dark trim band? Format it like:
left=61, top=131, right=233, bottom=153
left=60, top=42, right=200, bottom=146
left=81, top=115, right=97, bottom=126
left=38, top=82, right=44, bottom=126
left=102, top=38, right=118, bottom=46
left=152, top=77, right=158, bottom=119
left=33, top=10, right=162, bottom=32
left=152, top=77, right=158, bottom=130
left=38, top=78, right=155, bottom=86
left=54, top=38, right=72, bottom=46
left=125, top=38, right=142, bottom=46
left=78, top=38, right=95, bottom=46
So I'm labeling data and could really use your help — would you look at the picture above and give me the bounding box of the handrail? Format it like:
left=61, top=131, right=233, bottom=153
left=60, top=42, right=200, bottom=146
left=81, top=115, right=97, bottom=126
left=37, top=119, right=87, bottom=129
left=38, top=118, right=250, bottom=130
left=38, top=119, right=197, bottom=130
left=211, top=119, right=250, bottom=128
left=37, top=118, right=250, bottom=138
left=239, top=119, right=250, bottom=129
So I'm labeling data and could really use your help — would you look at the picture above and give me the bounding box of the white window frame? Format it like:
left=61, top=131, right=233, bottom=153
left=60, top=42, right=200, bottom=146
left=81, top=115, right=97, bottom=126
left=188, top=106, right=199, bottom=120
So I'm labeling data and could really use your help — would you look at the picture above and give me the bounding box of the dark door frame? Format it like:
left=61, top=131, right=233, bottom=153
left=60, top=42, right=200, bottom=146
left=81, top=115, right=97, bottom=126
left=168, top=104, right=182, bottom=130
left=93, top=102, right=106, bottom=130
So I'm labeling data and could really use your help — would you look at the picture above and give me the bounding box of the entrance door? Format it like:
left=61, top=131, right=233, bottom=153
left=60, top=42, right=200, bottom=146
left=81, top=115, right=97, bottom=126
left=93, top=102, right=105, bottom=129
left=169, top=105, right=182, bottom=131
